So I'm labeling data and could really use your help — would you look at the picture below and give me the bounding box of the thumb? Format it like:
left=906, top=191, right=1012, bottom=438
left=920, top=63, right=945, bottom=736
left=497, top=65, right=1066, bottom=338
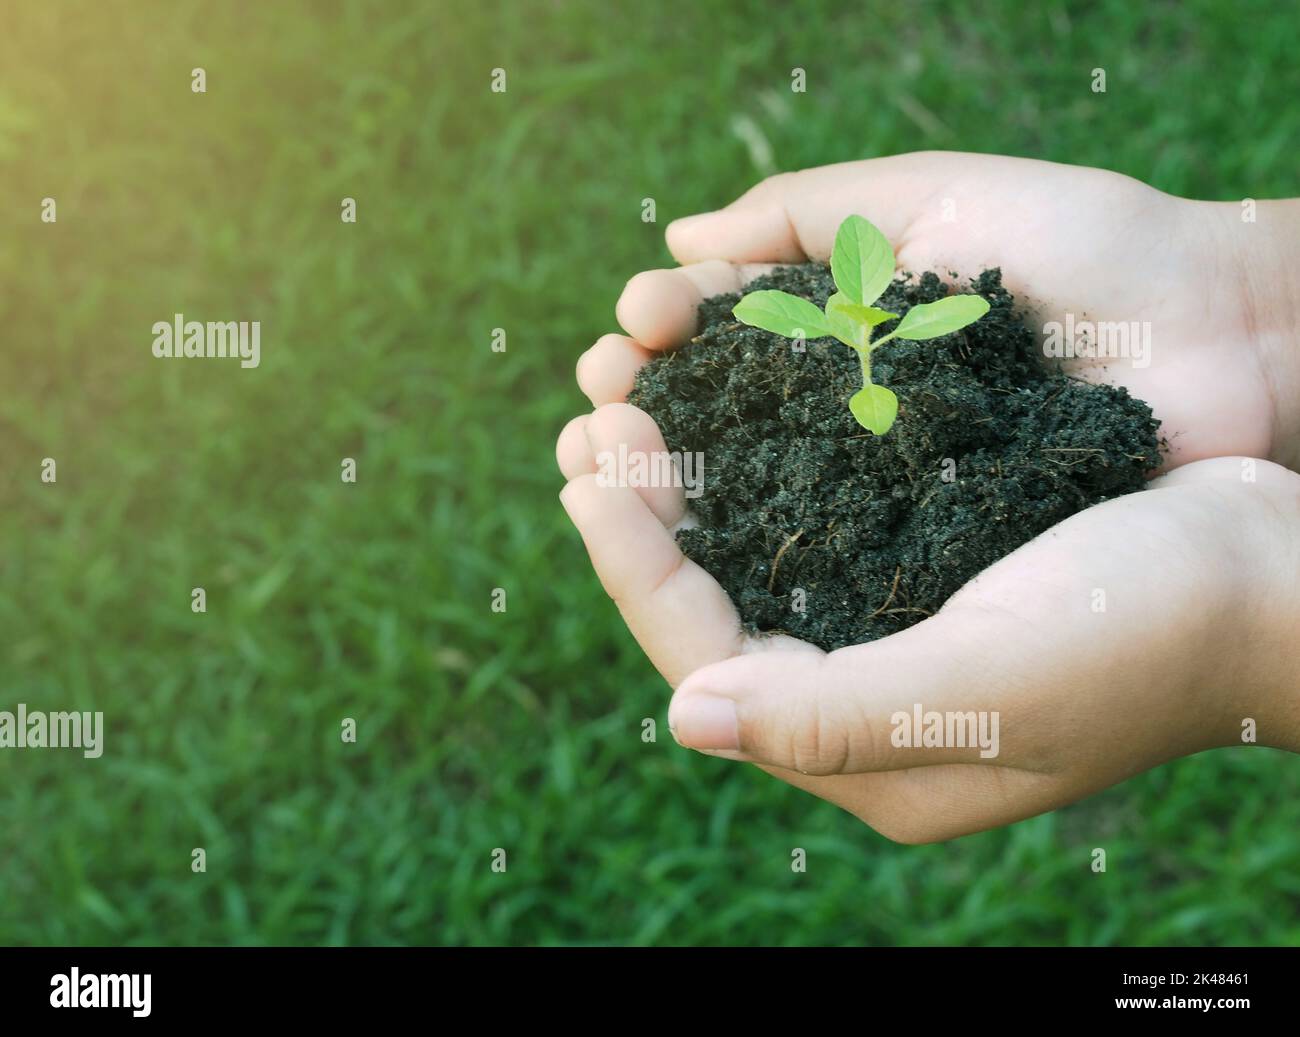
left=667, top=607, right=1023, bottom=775
left=666, top=195, right=808, bottom=266
left=663, top=156, right=946, bottom=266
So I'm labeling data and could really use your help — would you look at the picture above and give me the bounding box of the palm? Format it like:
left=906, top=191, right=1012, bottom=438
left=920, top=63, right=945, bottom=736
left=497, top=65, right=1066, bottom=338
left=840, top=154, right=1268, bottom=467
left=744, top=462, right=1250, bottom=839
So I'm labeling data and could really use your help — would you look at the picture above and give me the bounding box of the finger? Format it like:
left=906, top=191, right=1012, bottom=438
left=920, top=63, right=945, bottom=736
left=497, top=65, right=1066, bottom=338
left=666, top=171, right=820, bottom=264
left=576, top=334, right=654, bottom=407
left=614, top=260, right=775, bottom=352
left=615, top=260, right=743, bottom=350
left=555, top=414, right=596, bottom=480
left=665, top=155, right=956, bottom=266
left=560, top=473, right=745, bottom=686
left=668, top=604, right=1045, bottom=774
left=583, top=402, right=686, bottom=527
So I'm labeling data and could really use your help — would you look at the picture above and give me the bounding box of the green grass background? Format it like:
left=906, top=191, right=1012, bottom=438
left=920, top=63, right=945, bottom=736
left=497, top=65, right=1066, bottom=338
left=1, top=0, right=1297, bottom=945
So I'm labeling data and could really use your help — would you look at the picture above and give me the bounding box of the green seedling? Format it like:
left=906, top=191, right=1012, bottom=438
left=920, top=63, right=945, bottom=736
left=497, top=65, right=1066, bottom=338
left=732, top=215, right=990, bottom=435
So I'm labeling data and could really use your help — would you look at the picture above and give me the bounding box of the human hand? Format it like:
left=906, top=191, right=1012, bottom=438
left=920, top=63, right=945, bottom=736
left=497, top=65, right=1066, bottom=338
left=558, top=153, right=1300, bottom=841
left=574, top=151, right=1300, bottom=470
left=663, top=456, right=1300, bottom=842
left=562, top=422, right=1300, bottom=840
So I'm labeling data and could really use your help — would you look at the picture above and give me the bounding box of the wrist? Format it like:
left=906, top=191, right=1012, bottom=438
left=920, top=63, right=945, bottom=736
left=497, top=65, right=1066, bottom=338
left=1198, top=198, right=1300, bottom=470
left=1228, top=463, right=1300, bottom=752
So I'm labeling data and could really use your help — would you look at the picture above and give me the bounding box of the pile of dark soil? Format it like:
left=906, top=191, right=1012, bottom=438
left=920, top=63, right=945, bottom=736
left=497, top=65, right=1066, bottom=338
left=627, top=264, right=1161, bottom=651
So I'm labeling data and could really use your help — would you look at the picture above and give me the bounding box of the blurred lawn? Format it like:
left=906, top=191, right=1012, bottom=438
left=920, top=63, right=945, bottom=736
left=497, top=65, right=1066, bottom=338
left=1, top=0, right=1298, bottom=945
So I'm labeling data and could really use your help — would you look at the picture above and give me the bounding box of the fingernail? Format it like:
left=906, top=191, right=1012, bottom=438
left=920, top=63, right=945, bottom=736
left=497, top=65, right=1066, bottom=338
left=669, top=694, right=739, bottom=751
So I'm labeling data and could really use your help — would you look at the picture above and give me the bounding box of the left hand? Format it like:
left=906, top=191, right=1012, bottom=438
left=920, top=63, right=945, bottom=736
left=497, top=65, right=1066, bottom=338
left=560, top=401, right=1300, bottom=841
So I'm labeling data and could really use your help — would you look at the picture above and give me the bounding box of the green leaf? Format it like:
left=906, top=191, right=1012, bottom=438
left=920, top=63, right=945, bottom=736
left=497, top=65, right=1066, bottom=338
left=733, top=290, right=835, bottom=340
left=826, top=309, right=866, bottom=350
left=848, top=383, right=898, bottom=435
left=827, top=292, right=897, bottom=329
left=891, top=294, right=990, bottom=341
left=830, top=215, right=895, bottom=306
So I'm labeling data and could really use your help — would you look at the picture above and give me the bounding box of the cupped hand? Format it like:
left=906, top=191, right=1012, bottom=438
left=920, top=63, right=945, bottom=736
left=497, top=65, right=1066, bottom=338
left=562, top=413, right=1299, bottom=841
left=558, top=153, right=1300, bottom=841
left=575, top=151, right=1285, bottom=470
